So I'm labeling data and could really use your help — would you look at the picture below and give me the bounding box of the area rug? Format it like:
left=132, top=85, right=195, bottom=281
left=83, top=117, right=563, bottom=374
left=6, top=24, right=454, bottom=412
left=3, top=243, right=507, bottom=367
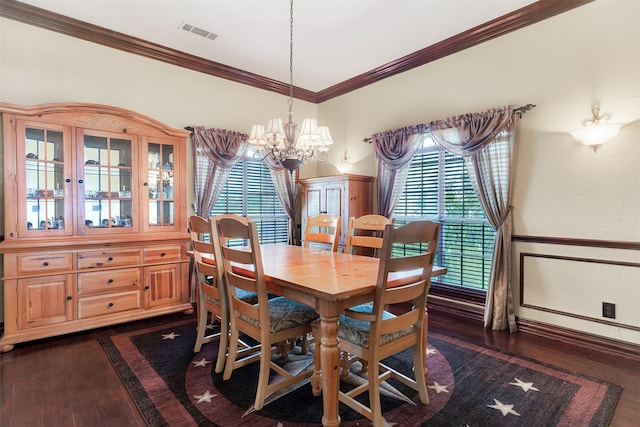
left=99, top=319, right=621, bottom=427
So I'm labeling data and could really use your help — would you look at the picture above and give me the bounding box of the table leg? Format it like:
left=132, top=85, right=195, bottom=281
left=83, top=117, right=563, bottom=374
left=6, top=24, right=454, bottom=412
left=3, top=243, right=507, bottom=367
left=318, top=300, right=341, bottom=427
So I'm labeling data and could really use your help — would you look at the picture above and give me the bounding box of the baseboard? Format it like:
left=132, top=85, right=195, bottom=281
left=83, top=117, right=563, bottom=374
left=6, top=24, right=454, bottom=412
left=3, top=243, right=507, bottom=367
left=517, top=317, right=640, bottom=361
left=428, top=295, right=485, bottom=323
left=428, top=297, right=640, bottom=361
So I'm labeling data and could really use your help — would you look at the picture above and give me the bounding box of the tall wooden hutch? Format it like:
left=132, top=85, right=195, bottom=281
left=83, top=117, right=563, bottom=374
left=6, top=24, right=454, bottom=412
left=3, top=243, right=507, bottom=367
left=0, top=103, right=192, bottom=351
left=300, top=174, right=373, bottom=250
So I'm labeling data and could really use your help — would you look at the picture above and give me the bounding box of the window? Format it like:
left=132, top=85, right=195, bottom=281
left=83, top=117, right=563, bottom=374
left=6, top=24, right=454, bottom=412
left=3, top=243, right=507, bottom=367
left=393, top=135, right=495, bottom=293
left=211, top=157, right=290, bottom=244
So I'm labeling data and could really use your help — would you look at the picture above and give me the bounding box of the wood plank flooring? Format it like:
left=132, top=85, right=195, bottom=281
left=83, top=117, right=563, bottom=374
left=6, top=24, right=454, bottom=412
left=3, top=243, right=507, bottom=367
left=1, top=308, right=638, bottom=426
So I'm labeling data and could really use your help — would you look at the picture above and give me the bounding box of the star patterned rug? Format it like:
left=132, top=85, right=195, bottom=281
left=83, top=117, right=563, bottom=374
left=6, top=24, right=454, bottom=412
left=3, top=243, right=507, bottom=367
left=99, top=319, right=621, bottom=426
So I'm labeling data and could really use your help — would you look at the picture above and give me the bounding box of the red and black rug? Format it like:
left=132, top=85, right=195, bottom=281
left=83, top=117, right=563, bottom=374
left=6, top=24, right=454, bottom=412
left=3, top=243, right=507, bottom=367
left=99, top=319, right=621, bottom=426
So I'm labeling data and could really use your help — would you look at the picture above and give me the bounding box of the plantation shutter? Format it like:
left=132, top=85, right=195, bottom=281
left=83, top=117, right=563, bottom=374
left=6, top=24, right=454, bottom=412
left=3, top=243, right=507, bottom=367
left=211, top=159, right=289, bottom=244
left=393, top=138, right=495, bottom=291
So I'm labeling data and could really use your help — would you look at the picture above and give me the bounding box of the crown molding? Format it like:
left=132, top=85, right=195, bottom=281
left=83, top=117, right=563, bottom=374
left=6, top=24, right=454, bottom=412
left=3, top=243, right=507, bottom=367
left=1, top=0, right=593, bottom=104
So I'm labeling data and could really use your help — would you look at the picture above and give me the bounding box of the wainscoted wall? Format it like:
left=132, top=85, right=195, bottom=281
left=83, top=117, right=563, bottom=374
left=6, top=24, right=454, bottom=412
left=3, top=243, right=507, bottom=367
left=513, top=236, right=640, bottom=346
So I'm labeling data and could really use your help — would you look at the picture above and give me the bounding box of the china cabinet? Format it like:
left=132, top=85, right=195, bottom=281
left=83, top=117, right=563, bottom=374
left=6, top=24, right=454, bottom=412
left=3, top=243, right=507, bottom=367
left=0, top=103, right=192, bottom=351
left=300, top=174, right=373, bottom=250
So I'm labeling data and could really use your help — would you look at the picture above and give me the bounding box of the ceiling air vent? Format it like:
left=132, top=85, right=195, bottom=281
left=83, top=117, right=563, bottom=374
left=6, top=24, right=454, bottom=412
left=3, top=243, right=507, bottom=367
left=178, top=21, right=218, bottom=41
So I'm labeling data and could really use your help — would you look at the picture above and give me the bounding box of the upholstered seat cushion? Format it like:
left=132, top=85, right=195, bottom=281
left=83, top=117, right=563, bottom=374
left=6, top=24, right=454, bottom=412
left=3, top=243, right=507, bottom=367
left=332, top=303, right=413, bottom=349
left=236, top=289, right=259, bottom=304
left=241, top=296, right=318, bottom=333
left=204, top=278, right=258, bottom=305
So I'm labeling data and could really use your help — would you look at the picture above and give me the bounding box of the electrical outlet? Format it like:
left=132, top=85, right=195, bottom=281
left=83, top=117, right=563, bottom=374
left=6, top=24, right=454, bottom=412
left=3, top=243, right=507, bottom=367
left=602, top=302, right=616, bottom=319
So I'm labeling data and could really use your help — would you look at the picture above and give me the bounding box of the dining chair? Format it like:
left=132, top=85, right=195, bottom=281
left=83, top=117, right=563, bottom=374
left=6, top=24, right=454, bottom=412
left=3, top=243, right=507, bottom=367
left=215, top=214, right=319, bottom=411
left=341, top=214, right=395, bottom=375
left=303, top=213, right=341, bottom=252
left=190, top=215, right=262, bottom=368
left=189, top=215, right=229, bottom=373
left=345, top=214, right=395, bottom=257
left=311, top=220, right=440, bottom=426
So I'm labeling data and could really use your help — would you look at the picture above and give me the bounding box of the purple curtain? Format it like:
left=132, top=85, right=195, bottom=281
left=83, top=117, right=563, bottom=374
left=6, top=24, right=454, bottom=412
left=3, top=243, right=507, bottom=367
left=190, top=126, right=247, bottom=301
left=428, top=106, right=518, bottom=332
left=372, top=124, right=427, bottom=217
left=191, top=126, right=247, bottom=216
left=264, top=156, right=299, bottom=245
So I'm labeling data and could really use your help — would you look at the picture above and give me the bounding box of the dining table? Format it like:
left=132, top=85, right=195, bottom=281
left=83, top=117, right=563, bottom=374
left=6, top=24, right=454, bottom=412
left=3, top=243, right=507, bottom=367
left=255, top=243, right=447, bottom=427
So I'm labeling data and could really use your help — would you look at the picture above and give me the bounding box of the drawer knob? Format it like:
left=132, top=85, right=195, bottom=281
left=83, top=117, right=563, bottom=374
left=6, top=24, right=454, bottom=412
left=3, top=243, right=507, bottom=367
left=43, top=261, right=49, bottom=266
left=108, top=256, right=114, bottom=262
left=65, top=178, right=71, bottom=183
left=108, top=279, right=114, bottom=284
left=78, top=179, right=84, bottom=184
left=66, top=296, right=72, bottom=301
left=108, top=302, right=114, bottom=307
left=161, top=252, right=166, bottom=257
left=144, top=286, right=150, bottom=290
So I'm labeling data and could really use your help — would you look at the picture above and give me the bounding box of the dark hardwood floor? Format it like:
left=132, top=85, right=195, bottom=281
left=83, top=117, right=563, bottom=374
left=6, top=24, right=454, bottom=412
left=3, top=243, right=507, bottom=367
left=1, top=308, right=638, bottom=426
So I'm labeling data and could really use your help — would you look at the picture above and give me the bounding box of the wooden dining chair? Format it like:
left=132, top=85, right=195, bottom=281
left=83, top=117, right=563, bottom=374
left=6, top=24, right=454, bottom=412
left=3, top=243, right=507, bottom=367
left=215, top=214, right=319, bottom=411
left=345, top=214, right=395, bottom=257
left=190, top=215, right=261, bottom=369
left=312, top=220, right=440, bottom=427
left=189, top=215, right=229, bottom=373
left=303, top=213, right=341, bottom=252
left=340, top=214, right=395, bottom=375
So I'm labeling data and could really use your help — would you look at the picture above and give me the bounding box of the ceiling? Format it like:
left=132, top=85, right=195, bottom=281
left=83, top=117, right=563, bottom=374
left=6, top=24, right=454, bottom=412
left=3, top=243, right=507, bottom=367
left=15, top=0, right=541, bottom=93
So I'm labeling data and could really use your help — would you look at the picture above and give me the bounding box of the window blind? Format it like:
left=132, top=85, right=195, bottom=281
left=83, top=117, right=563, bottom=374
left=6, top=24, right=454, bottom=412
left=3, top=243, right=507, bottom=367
left=393, top=136, right=495, bottom=291
left=211, top=158, right=289, bottom=244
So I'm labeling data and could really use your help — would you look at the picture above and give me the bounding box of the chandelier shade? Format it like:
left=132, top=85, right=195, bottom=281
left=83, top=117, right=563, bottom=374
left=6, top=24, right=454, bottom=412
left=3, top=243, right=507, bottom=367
left=248, top=0, right=332, bottom=171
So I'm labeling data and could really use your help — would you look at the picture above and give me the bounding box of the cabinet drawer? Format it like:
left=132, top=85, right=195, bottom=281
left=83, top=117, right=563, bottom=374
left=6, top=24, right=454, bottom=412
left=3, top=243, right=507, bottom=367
left=78, top=269, right=141, bottom=295
left=17, top=253, right=73, bottom=274
left=78, top=249, right=141, bottom=269
left=77, top=291, right=140, bottom=319
left=143, top=246, right=182, bottom=263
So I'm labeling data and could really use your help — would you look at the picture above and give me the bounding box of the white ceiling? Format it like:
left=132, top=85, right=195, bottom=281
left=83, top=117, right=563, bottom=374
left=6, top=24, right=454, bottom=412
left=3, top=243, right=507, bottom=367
left=19, top=0, right=536, bottom=92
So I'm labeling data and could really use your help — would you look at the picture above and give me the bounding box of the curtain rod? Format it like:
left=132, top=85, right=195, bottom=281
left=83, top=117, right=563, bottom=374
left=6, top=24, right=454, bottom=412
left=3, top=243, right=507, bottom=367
left=514, top=103, right=536, bottom=118
left=186, top=105, right=534, bottom=135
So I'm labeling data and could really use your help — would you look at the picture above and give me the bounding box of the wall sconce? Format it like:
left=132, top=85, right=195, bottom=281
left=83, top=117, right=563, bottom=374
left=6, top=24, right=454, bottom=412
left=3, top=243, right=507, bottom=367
left=569, top=106, right=622, bottom=153
left=335, top=149, right=354, bottom=174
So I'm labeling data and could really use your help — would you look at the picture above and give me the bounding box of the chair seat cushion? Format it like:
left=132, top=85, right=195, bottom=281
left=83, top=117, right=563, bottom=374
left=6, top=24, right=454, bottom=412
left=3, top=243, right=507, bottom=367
left=236, top=289, right=259, bottom=304
left=335, top=303, right=413, bottom=349
left=206, top=283, right=257, bottom=305
left=241, top=297, right=318, bottom=333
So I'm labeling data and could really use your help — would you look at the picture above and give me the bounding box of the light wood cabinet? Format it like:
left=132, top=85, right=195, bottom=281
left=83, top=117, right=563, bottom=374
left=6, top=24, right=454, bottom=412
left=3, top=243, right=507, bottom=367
left=0, top=103, right=192, bottom=352
left=144, top=264, right=182, bottom=308
left=300, top=174, right=373, bottom=250
left=17, top=274, right=75, bottom=329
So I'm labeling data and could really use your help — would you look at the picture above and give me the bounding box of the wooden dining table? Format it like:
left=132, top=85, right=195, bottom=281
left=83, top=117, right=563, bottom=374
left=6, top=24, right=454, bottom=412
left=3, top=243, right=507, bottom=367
left=255, top=243, right=446, bottom=427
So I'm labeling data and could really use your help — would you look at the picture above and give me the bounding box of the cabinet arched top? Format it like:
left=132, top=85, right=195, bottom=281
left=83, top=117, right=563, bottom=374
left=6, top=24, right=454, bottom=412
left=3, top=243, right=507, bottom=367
left=0, top=102, right=190, bottom=139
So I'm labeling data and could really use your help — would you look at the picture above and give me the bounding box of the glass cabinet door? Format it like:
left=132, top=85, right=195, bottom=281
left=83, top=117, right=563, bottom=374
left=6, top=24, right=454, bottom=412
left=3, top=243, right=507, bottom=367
left=79, top=129, right=137, bottom=233
left=145, top=139, right=176, bottom=230
left=19, top=122, right=72, bottom=236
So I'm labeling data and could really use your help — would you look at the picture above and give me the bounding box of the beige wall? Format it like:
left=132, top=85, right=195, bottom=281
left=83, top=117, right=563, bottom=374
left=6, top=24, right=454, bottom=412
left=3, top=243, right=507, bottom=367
left=1, top=0, right=639, bottom=344
left=317, top=0, right=640, bottom=345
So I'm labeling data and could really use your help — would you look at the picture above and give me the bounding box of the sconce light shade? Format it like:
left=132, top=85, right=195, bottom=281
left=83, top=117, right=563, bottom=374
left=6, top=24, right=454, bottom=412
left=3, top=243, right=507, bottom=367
left=569, top=106, right=622, bottom=152
left=569, top=123, right=621, bottom=147
left=335, top=149, right=354, bottom=174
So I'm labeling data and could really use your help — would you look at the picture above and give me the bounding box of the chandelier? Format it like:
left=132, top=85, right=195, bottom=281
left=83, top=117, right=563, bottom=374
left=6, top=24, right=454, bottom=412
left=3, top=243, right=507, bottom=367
left=248, top=0, right=333, bottom=172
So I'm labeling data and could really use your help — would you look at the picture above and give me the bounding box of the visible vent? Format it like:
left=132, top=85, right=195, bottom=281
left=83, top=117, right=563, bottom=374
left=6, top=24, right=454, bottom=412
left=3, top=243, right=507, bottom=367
left=178, top=21, right=218, bottom=40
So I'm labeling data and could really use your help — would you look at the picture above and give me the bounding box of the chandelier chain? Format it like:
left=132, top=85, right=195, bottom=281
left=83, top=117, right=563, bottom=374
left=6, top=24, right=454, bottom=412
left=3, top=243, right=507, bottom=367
left=288, top=0, right=294, bottom=119
left=247, top=0, right=333, bottom=172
